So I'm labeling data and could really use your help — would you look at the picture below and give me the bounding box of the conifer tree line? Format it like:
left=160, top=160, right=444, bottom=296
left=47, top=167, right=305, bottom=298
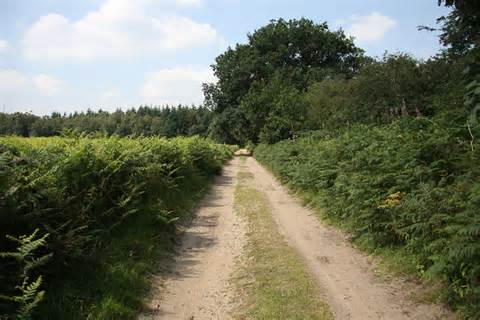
left=0, top=106, right=212, bottom=138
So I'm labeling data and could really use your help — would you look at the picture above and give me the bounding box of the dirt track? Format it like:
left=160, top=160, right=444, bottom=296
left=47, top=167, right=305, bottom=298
left=140, top=154, right=453, bottom=320
left=140, top=157, right=246, bottom=319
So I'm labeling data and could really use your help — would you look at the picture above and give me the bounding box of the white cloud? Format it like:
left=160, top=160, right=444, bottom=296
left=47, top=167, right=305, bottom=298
left=99, top=89, right=121, bottom=102
left=342, top=12, right=397, bottom=44
left=22, top=0, right=220, bottom=62
left=157, top=16, right=219, bottom=50
left=0, top=40, right=9, bottom=52
left=98, top=89, right=126, bottom=110
left=33, top=74, right=65, bottom=96
left=0, top=70, right=28, bottom=93
left=176, top=0, right=203, bottom=7
left=0, top=69, right=65, bottom=97
left=142, top=66, right=215, bottom=105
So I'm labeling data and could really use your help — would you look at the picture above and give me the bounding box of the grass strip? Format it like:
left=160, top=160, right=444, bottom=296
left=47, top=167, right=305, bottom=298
left=233, top=170, right=332, bottom=320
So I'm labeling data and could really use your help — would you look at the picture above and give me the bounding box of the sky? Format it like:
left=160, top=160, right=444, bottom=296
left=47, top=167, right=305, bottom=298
left=0, top=0, right=450, bottom=115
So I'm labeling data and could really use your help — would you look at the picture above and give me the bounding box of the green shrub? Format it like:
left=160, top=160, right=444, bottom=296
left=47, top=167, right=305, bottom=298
left=0, top=136, right=233, bottom=318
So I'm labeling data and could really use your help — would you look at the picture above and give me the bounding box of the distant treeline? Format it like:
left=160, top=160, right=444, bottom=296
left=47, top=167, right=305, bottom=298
left=0, top=105, right=212, bottom=137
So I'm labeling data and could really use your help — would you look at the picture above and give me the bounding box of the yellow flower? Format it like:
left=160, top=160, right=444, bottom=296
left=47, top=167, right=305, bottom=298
left=377, top=191, right=404, bottom=209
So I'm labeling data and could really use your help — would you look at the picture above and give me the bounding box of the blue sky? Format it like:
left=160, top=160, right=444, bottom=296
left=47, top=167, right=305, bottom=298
left=0, top=0, right=450, bottom=115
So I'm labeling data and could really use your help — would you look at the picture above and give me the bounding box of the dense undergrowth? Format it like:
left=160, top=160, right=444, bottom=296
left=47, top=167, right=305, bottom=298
left=0, top=135, right=234, bottom=319
left=254, top=115, right=480, bottom=317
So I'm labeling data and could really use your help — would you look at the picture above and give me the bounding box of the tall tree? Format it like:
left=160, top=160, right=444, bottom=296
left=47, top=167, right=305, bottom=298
left=204, top=18, right=363, bottom=144
left=436, top=0, right=480, bottom=57
left=436, top=0, right=480, bottom=123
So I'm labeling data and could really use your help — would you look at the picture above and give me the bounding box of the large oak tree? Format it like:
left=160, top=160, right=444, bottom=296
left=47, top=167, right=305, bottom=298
left=203, top=18, right=363, bottom=144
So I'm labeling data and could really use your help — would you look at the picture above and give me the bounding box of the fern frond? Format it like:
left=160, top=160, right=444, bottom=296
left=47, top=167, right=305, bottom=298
left=24, top=253, right=53, bottom=276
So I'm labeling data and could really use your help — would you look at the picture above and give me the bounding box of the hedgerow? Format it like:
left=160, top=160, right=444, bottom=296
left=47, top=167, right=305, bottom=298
left=0, top=135, right=233, bottom=319
left=254, top=116, right=480, bottom=317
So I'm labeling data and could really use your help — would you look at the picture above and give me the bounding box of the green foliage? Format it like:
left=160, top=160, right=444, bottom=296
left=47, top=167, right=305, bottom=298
left=0, top=113, right=37, bottom=137
left=305, top=53, right=466, bottom=131
left=254, top=116, right=480, bottom=316
left=258, top=87, right=308, bottom=144
left=236, top=75, right=309, bottom=144
left=352, top=53, right=423, bottom=119
left=434, top=0, right=480, bottom=125
left=204, top=18, right=363, bottom=144
left=0, top=106, right=213, bottom=138
left=435, top=0, right=480, bottom=58
left=0, top=136, right=233, bottom=318
left=305, top=78, right=354, bottom=130
left=207, top=107, right=251, bottom=145
left=464, top=55, right=480, bottom=126
left=237, top=77, right=285, bottom=143
left=204, top=17, right=466, bottom=146
left=0, top=230, right=52, bottom=319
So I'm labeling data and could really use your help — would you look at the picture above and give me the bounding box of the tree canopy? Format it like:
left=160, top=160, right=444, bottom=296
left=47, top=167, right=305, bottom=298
left=436, top=0, right=480, bottom=57
left=0, top=106, right=212, bottom=138
left=203, top=18, right=363, bottom=144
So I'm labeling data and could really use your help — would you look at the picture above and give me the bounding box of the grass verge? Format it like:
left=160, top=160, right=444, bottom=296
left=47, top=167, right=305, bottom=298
left=233, top=170, right=332, bottom=320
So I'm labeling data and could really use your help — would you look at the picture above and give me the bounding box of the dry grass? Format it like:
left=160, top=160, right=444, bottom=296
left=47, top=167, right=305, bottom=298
left=232, top=171, right=332, bottom=320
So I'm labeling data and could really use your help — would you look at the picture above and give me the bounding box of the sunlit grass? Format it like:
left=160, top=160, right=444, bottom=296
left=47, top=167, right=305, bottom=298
left=233, top=171, right=332, bottom=320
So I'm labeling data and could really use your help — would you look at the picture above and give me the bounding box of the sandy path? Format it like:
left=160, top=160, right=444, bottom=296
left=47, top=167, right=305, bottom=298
left=245, top=156, right=453, bottom=320
left=141, top=155, right=453, bottom=320
left=139, top=158, right=246, bottom=320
